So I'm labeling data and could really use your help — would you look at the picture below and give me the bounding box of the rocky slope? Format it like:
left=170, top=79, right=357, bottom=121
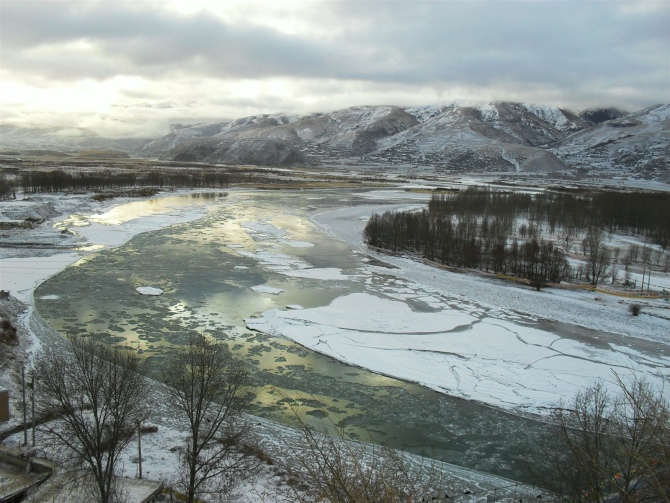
left=169, top=137, right=307, bottom=166
left=549, top=104, right=670, bottom=180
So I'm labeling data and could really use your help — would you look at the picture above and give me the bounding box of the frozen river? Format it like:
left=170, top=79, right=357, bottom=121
left=32, top=188, right=670, bottom=483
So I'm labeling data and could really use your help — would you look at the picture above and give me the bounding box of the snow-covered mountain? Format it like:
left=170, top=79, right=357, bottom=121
left=549, top=104, right=669, bottom=179
left=2, top=102, right=668, bottom=178
left=150, top=102, right=598, bottom=173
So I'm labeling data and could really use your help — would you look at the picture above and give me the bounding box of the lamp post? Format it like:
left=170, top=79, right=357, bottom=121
left=136, top=419, right=143, bottom=479
left=30, top=371, right=35, bottom=446
left=21, top=361, right=27, bottom=446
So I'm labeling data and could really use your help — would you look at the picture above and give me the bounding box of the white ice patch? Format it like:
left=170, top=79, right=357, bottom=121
left=136, top=286, right=164, bottom=296
left=239, top=250, right=350, bottom=281
left=251, top=285, right=284, bottom=295
left=282, top=240, right=315, bottom=248
left=246, top=292, right=670, bottom=414
left=242, top=221, right=287, bottom=240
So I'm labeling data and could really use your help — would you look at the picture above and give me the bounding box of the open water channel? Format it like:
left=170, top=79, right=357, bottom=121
left=34, top=190, right=549, bottom=483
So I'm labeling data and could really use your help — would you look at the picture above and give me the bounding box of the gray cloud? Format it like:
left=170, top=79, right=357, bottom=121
left=1, top=0, right=668, bottom=136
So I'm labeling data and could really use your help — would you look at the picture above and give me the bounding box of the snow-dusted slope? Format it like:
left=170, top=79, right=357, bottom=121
left=168, top=137, right=307, bottom=166
left=137, top=113, right=302, bottom=158
left=3, top=103, right=668, bottom=178
left=549, top=104, right=670, bottom=179
left=137, top=122, right=232, bottom=158
left=368, top=103, right=573, bottom=172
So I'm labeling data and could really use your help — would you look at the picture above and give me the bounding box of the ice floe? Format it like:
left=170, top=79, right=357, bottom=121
left=136, top=286, right=164, bottom=296
left=251, top=285, right=284, bottom=295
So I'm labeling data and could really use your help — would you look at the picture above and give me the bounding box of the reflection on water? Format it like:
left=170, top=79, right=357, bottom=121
left=36, top=190, right=545, bottom=482
left=56, top=192, right=226, bottom=229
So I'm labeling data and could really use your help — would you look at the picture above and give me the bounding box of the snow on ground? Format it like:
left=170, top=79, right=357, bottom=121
left=243, top=202, right=670, bottom=415
left=311, top=203, right=670, bottom=343
left=1, top=254, right=81, bottom=303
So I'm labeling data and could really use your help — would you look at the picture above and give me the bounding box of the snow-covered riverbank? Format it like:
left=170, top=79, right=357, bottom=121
left=242, top=198, right=669, bottom=417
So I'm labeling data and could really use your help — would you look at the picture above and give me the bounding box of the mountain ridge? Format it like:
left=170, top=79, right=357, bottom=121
left=1, top=102, right=668, bottom=180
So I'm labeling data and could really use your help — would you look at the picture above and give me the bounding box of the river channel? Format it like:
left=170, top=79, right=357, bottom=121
left=34, top=189, right=548, bottom=483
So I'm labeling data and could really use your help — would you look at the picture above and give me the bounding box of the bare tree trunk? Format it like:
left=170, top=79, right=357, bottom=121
left=163, top=334, right=255, bottom=503
left=34, top=338, right=149, bottom=503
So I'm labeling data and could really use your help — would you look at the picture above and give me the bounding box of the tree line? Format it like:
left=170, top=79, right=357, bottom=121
left=11, top=168, right=232, bottom=195
left=364, top=187, right=670, bottom=288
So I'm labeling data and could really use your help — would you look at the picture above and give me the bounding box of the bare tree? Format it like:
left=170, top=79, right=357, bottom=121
left=640, top=246, right=652, bottom=293
left=610, top=247, right=621, bottom=284
left=608, top=372, right=670, bottom=502
left=162, top=334, right=253, bottom=503
left=34, top=337, right=150, bottom=503
left=583, top=228, right=610, bottom=286
left=536, top=374, right=670, bottom=503
left=623, top=249, right=635, bottom=287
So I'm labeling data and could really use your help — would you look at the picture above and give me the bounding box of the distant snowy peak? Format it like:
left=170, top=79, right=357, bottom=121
left=549, top=104, right=669, bottom=179
left=398, top=102, right=588, bottom=156
left=630, top=104, right=670, bottom=123
left=519, top=103, right=584, bottom=132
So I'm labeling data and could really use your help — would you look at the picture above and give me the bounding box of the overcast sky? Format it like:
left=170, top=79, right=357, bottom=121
left=1, top=0, right=668, bottom=138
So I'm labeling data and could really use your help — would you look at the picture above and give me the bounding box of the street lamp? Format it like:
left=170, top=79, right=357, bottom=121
left=136, top=418, right=143, bottom=479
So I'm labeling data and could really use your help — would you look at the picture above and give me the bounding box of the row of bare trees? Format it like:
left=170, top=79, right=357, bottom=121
left=14, top=169, right=232, bottom=195
left=427, top=187, right=670, bottom=250
left=33, top=335, right=252, bottom=503
left=365, top=188, right=669, bottom=287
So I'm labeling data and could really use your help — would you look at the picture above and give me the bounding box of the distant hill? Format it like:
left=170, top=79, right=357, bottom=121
left=2, top=102, right=668, bottom=179
left=0, top=124, right=148, bottom=154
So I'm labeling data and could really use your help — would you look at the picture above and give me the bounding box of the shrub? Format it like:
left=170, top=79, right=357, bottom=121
left=0, top=318, right=17, bottom=344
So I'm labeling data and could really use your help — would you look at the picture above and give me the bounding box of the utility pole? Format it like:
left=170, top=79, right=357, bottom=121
left=137, top=419, right=143, bottom=479
left=30, top=372, right=35, bottom=446
left=21, top=363, right=27, bottom=446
